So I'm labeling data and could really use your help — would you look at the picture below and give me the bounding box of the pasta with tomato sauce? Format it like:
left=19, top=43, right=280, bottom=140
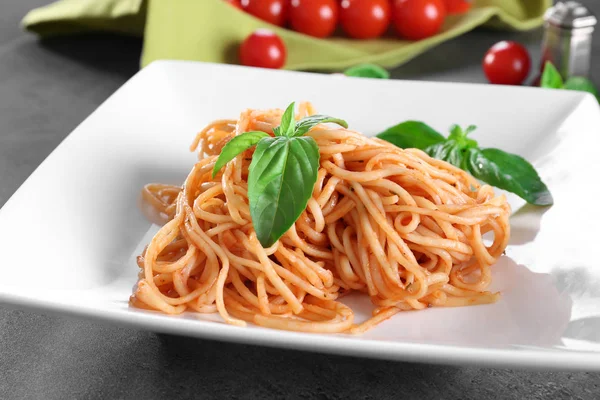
left=132, top=102, right=510, bottom=334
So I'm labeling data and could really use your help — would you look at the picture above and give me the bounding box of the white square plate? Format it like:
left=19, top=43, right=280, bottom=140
left=1, top=61, right=599, bottom=370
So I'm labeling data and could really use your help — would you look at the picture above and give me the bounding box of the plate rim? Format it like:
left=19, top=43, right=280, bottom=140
left=2, top=290, right=599, bottom=371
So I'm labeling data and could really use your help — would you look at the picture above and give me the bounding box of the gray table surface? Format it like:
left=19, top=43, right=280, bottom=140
left=1, top=1, right=600, bottom=399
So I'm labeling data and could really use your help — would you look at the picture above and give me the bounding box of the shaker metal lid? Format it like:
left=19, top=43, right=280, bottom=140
left=544, top=1, right=597, bottom=29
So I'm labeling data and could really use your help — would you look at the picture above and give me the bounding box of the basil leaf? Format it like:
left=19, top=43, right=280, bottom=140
left=541, top=61, right=564, bottom=89
left=564, top=76, right=600, bottom=99
left=447, top=124, right=478, bottom=148
left=466, top=148, right=553, bottom=205
left=344, top=63, right=390, bottom=79
left=464, top=125, right=477, bottom=136
left=426, top=140, right=464, bottom=168
left=294, top=115, right=348, bottom=137
left=274, top=102, right=296, bottom=137
left=212, top=131, right=269, bottom=177
left=448, top=124, right=463, bottom=141
left=426, top=141, right=450, bottom=160
left=248, top=136, right=320, bottom=247
left=376, top=121, right=446, bottom=150
left=446, top=144, right=464, bottom=168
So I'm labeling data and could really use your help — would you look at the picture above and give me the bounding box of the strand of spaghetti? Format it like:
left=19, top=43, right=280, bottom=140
left=293, top=248, right=334, bottom=287
left=350, top=307, right=401, bottom=335
left=346, top=183, right=423, bottom=278
left=276, top=246, right=324, bottom=289
left=182, top=193, right=246, bottom=326
left=246, top=234, right=304, bottom=314
left=190, top=119, right=236, bottom=152
left=252, top=300, right=354, bottom=333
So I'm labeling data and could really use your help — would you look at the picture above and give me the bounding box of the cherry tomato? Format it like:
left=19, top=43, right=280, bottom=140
left=443, top=0, right=471, bottom=14
left=339, top=0, right=391, bottom=40
left=482, top=41, right=531, bottom=85
left=241, top=0, right=287, bottom=26
left=393, top=0, right=446, bottom=40
left=225, top=0, right=243, bottom=10
left=289, top=0, right=339, bottom=38
left=240, top=29, right=287, bottom=69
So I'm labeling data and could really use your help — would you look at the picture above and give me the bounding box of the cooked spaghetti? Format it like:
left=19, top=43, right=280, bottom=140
left=131, top=103, right=511, bottom=334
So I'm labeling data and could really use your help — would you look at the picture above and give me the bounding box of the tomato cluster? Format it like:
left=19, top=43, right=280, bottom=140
left=234, top=1, right=533, bottom=87
left=230, top=0, right=472, bottom=40
left=233, top=0, right=473, bottom=69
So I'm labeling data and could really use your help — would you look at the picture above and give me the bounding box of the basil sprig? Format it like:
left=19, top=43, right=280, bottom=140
left=541, top=61, right=600, bottom=102
left=213, top=102, right=347, bottom=247
left=376, top=121, right=445, bottom=150
left=376, top=123, right=553, bottom=206
left=343, top=63, right=390, bottom=79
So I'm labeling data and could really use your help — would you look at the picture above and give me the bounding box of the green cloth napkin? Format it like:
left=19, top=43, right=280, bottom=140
left=23, top=0, right=552, bottom=71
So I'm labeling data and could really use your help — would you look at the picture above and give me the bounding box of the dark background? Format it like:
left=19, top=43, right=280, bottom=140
left=1, top=1, right=599, bottom=399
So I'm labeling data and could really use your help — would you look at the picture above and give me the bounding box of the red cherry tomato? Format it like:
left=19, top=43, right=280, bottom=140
left=443, top=0, right=471, bottom=14
left=289, top=0, right=339, bottom=38
left=241, top=0, right=287, bottom=26
left=339, top=0, right=391, bottom=39
left=393, top=0, right=446, bottom=40
left=225, top=0, right=243, bottom=10
left=240, top=29, right=287, bottom=69
left=483, top=41, right=531, bottom=85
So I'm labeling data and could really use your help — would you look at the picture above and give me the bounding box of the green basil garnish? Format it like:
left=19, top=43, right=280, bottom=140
left=425, top=125, right=478, bottom=169
left=541, top=61, right=563, bottom=89
left=466, top=148, right=553, bottom=206
left=541, top=61, right=600, bottom=102
left=376, top=122, right=553, bottom=206
left=248, top=136, right=320, bottom=246
left=273, top=102, right=296, bottom=138
left=212, top=131, right=269, bottom=177
left=427, top=141, right=458, bottom=166
left=213, top=102, right=347, bottom=247
left=343, top=63, right=390, bottom=79
left=295, top=115, right=348, bottom=137
left=563, top=76, right=600, bottom=100
left=377, top=121, right=446, bottom=150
